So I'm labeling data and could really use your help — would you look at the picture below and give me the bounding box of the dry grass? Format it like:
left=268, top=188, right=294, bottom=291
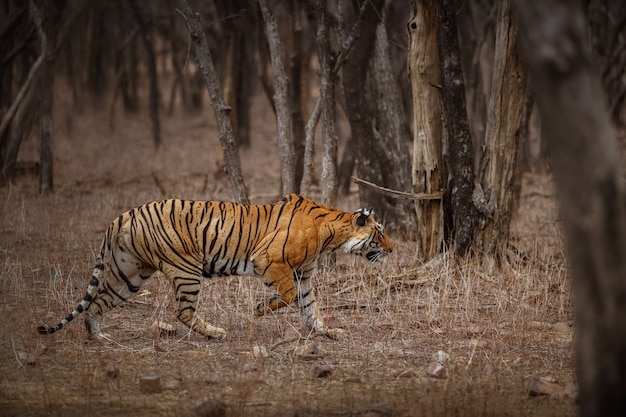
left=0, top=101, right=576, bottom=416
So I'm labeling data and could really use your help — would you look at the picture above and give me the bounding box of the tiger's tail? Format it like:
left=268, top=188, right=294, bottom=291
left=37, top=239, right=108, bottom=336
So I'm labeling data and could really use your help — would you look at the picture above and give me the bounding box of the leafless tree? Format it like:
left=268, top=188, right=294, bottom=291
left=259, top=0, right=296, bottom=195
left=175, top=0, right=249, bottom=203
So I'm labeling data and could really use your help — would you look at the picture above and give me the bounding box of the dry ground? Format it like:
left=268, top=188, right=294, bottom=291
left=0, top=95, right=576, bottom=416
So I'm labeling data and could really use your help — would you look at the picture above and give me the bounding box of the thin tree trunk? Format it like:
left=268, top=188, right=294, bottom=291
left=129, top=0, right=161, bottom=146
left=0, top=2, right=44, bottom=183
left=316, top=1, right=338, bottom=206
left=287, top=0, right=305, bottom=192
left=370, top=2, right=415, bottom=237
left=301, top=0, right=364, bottom=198
left=474, top=0, right=526, bottom=260
left=408, top=0, right=445, bottom=260
left=259, top=0, right=296, bottom=195
left=341, top=0, right=385, bottom=210
left=515, top=1, right=626, bottom=416
left=438, top=0, right=477, bottom=255
left=175, top=0, right=249, bottom=204
left=300, top=98, right=321, bottom=196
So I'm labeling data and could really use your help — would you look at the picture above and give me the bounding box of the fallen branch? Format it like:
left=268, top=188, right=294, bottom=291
left=351, top=176, right=444, bottom=200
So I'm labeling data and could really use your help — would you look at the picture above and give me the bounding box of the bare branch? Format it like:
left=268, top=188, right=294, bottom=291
left=352, top=176, right=443, bottom=201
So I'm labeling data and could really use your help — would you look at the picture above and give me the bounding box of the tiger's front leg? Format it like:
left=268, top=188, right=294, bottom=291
left=254, top=262, right=343, bottom=339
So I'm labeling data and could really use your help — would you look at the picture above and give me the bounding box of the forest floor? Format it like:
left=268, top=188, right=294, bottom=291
left=0, top=94, right=577, bottom=417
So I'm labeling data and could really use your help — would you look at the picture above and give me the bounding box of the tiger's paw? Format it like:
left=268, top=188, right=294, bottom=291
left=321, top=327, right=345, bottom=340
left=204, top=327, right=227, bottom=340
left=89, top=332, right=113, bottom=342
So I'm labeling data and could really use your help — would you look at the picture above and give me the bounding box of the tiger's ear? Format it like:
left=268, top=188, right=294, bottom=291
left=355, top=208, right=373, bottom=227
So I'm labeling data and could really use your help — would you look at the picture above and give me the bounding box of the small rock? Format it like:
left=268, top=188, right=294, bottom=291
left=468, top=339, right=488, bottom=349
left=163, top=378, right=181, bottom=390
left=552, top=322, right=571, bottom=333
left=251, top=344, right=269, bottom=358
left=296, top=342, right=319, bottom=357
left=237, top=353, right=257, bottom=373
left=193, top=396, right=226, bottom=417
left=17, top=351, right=37, bottom=366
left=467, top=326, right=482, bottom=335
left=426, top=361, right=446, bottom=379
left=564, top=384, right=578, bottom=402
left=361, top=402, right=392, bottom=417
left=432, top=350, right=449, bottom=363
left=204, top=375, right=219, bottom=385
left=313, top=364, right=332, bottom=378
left=529, top=321, right=552, bottom=330
left=139, top=375, right=162, bottom=394
left=106, top=363, right=119, bottom=379
left=528, top=376, right=564, bottom=397
left=387, top=347, right=405, bottom=358
left=284, top=327, right=302, bottom=340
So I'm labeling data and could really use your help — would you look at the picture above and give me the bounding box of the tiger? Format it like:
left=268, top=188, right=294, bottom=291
left=37, top=193, right=392, bottom=341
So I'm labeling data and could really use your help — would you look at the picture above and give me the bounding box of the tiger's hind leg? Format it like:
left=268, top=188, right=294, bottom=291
left=162, top=266, right=227, bottom=339
left=86, top=237, right=156, bottom=339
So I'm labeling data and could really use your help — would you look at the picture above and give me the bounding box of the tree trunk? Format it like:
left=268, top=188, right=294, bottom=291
left=287, top=0, right=306, bottom=192
left=474, top=0, right=526, bottom=260
left=408, top=0, right=445, bottom=260
left=370, top=2, right=415, bottom=238
left=438, top=0, right=478, bottom=255
left=455, top=0, right=495, bottom=169
left=0, top=2, right=43, bottom=184
left=259, top=0, right=296, bottom=195
left=175, top=0, right=249, bottom=204
left=129, top=0, right=161, bottom=146
left=587, top=0, right=626, bottom=126
left=316, top=1, right=338, bottom=206
left=341, top=0, right=384, bottom=210
left=38, top=40, right=54, bottom=194
left=515, top=1, right=626, bottom=416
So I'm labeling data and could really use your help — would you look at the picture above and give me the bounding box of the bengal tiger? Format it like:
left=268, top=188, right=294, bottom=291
left=37, top=194, right=392, bottom=340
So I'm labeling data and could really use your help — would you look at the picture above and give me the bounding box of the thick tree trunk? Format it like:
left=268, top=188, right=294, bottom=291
left=408, top=0, right=445, bottom=260
left=515, top=1, right=626, bottom=416
left=259, top=0, right=296, bottom=195
left=474, top=0, right=526, bottom=260
left=438, top=0, right=478, bottom=255
left=175, top=0, right=249, bottom=204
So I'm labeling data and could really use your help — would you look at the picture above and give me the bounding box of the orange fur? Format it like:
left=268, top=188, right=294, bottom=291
left=38, top=194, right=392, bottom=340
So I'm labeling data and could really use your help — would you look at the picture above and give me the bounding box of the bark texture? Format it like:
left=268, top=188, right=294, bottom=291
left=437, top=0, right=477, bottom=255
left=408, top=0, right=445, bottom=260
left=474, top=0, right=527, bottom=259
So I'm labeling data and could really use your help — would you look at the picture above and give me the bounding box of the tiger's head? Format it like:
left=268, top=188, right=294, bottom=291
left=342, top=208, right=392, bottom=263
